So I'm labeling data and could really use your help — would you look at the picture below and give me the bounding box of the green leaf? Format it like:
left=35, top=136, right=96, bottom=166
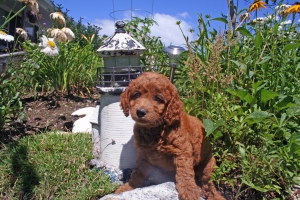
left=238, top=146, right=246, bottom=159
left=203, top=119, right=224, bottom=137
left=241, top=178, right=269, bottom=192
left=274, top=96, right=296, bottom=110
left=252, top=81, right=263, bottom=92
left=260, top=89, right=279, bottom=103
left=284, top=43, right=300, bottom=51
left=227, top=88, right=256, bottom=105
left=257, top=56, right=272, bottom=65
left=203, top=119, right=214, bottom=136
left=244, top=111, right=271, bottom=124
left=293, top=176, right=300, bottom=185
left=236, top=27, right=253, bottom=37
left=254, top=31, right=262, bottom=48
left=286, top=106, right=300, bottom=116
left=230, top=60, right=247, bottom=71
left=211, top=17, right=228, bottom=24
left=296, top=62, right=300, bottom=72
left=273, top=22, right=279, bottom=35
left=279, top=113, right=286, bottom=126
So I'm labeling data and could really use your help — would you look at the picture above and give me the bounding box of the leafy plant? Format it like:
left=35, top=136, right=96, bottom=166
left=175, top=4, right=300, bottom=199
left=0, top=65, right=24, bottom=130
left=22, top=37, right=103, bottom=95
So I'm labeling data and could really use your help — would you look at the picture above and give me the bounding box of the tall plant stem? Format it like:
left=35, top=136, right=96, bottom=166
left=0, top=4, right=27, bottom=29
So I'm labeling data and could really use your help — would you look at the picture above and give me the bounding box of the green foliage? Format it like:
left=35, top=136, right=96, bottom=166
left=0, top=64, right=23, bottom=130
left=124, top=17, right=169, bottom=75
left=22, top=39, right=103, bottom=95
left=175, top=5, right=300, bottom=199
left=0, top=2, right=27, bottom=131
left=0, top=133, right=117, bottom=199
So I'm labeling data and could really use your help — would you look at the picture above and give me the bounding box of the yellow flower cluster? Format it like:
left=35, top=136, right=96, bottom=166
left=286, top=3, right=300, bottom=14
left=249, top=1, right=267, bottom=12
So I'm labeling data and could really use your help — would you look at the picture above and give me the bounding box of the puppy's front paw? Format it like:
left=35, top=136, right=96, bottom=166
left=176, top=183, right=201, bottom=200
left=114, top=183, right=134, bottom=194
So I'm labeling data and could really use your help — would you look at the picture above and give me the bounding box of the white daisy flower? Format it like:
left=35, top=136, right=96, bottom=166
left=251, top=17, right=266, bottom=25
left=39, top=35, right=59, bottom=56
left=275, top=4, right=291, bottom=12
left=265, top=14, right=279, bottom=21
left=0, top=30, right=14, bottom=42
left=61, top=27, right=75, bottom=41
left=49, top=12, right=66, bottom=25
left=280, top=20, right=292, bottom=25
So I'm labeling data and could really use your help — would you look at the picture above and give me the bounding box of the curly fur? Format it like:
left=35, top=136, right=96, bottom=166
left=116, top=72, right=225, bottom=200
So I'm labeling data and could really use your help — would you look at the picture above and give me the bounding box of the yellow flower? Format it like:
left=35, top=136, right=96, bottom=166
left=0, top=30, right=14, bottom=42
left=16, top=28, right=28, bottom=40
left=249, top=1, right=266, bottom=12
left=39, top=35, right=59, bottom=56
left=49, top=12, right=66, bottom=26
left=286, top=2, right=300, bottom=14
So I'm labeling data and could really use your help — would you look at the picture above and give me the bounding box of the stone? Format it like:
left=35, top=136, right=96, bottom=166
left=99, top=182, right=206, bottom=200
left=71, top=107, right=96, bottom=133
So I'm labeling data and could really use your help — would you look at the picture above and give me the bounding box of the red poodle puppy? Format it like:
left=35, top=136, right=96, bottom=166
left=115, top=72, right=224, bottom=200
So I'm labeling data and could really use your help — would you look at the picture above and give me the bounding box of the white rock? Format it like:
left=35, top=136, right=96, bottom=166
left=100, top=182, right=177, bottom=200
left=71, top=107, right=95, bottom=133
left=99, top=182, right=205, bottom=200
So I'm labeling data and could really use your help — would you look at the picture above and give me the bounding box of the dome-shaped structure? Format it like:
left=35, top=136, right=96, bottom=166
left=97, top=21, right=145, bottom=57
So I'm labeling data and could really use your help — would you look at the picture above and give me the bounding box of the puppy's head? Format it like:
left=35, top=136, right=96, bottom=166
left=120, top=72, right=183, bottom=127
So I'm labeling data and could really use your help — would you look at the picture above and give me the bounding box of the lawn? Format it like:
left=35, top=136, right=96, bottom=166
left=0, top=132, right=117, bottom=200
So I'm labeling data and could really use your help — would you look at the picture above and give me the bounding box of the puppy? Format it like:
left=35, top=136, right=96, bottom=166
left=115, top=72, right=224, bottom=200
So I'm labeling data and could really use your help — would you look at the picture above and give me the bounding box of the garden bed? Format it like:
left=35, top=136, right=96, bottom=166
left=1, top=92, right=100, bottom=143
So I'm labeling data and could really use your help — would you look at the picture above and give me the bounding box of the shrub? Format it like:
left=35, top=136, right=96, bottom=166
left=175, top=8, right=300, bottom=199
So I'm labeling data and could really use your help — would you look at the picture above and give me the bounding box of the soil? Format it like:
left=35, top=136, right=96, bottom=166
left=1, top=92, right=100, bottom=143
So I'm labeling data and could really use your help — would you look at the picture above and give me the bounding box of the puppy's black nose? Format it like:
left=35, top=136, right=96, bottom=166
left=136, top=108, right=147, bottom=118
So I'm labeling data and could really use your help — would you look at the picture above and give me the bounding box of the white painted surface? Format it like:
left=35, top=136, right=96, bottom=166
left=99, top=95, right=137, bottom=169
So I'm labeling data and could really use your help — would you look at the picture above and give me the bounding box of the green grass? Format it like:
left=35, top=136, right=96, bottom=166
left=0, top=132, right=118, bottom=200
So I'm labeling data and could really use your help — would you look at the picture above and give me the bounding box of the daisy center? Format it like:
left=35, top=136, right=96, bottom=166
left=0, top=30, right=7, bottom=35
left=47, top=40, right=56, bottom=48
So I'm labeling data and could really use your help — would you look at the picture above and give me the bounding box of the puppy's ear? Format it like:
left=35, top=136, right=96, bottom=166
left=120, top=88, right=130, bottom=117
left=164, top=92, right=184, bottom=126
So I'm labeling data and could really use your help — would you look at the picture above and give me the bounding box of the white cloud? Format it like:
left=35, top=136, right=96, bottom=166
left=152, top=13, right=194, bottom=46
left=177, top=12, right=189, bottom=19
left=94, top=19, right=115, bottom=36
left=92, top=13, right=195, bottom=46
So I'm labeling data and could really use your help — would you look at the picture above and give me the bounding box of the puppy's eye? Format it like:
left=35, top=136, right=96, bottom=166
left=131, top=92, right=140, bottom=99
left=154, top=96, right=164, bottom=103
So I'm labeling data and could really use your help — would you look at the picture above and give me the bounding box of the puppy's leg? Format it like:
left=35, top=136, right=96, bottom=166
left=114, top=159, right=153, bottom=194
left=174, top=153, right=201, bottom=200
left=195, top=155, right=225, bottom=200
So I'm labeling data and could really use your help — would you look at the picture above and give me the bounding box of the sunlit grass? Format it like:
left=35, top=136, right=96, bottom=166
left=0, top=132, right=117, bottom=200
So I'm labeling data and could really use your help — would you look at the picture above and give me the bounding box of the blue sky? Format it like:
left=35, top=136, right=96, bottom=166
left=51, top=0, right=287, bottom=46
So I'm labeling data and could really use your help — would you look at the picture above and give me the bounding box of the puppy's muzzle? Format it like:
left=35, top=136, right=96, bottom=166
left=136, top=108, right=147, bottom=118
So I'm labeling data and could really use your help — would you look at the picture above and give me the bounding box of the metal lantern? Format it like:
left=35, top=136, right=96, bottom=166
left=91, top=21, right=145, bottom=170
left=163, top=45, right=185, bottom=83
